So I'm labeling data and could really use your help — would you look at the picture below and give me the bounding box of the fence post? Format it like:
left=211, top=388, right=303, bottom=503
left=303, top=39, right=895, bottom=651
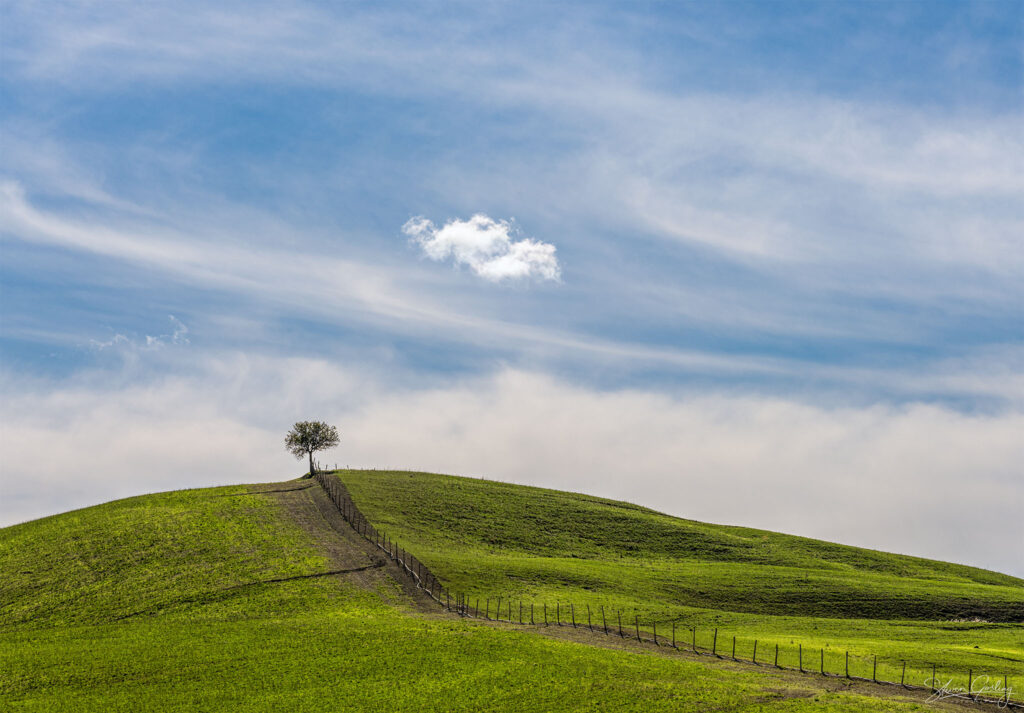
left=556, top=603, right=560, bottom=626
left=520, top=601, right=523, bottom=624
left=872, top=655, right=876, bottom=683
left=820, top=648, right=824, bottom=675
left=775, top=644, right=779, bottom=668
left=635, top=615, right=641, bottom=642
left=932, top=664, right=936, bottom=693
left=496, top=598, right=502, bottom=621
left=485, top=599, right=490, bottom=620
left=672, top=621, right=676, bottom=648
left=601, top=606, right=607, bottom=634
left=712, top=628, right=718, bottom=656
left=900, top=660, right=906, bottom=686
left=531, top=603, right=535, bottom=625
left=799, top=644, right=803, bottom=673
left=968, top=669, right=973, bottom=700
left=571, top=603, right=576, bottom=628
left=692, top=627, right=696, bottom=653
left=475, top=598, right=479, bottom=618
left=587, top=605, right=592, bottom=631
left=544, top=603, right=547, bottom=626
left=846, top=651, right=849, bottom=678
left=653, top=620, right=658, bottom=645
left=753, top=640, right=757, bottom=663
left=618, top=610, right=623, bottom=638
left=732, top=636, right=736, bottom=660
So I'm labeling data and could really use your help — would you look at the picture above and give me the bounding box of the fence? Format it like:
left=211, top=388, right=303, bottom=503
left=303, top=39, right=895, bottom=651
left=311, top=471, right=1022, bottom=709
left=313, top=470, right=448, bottom=604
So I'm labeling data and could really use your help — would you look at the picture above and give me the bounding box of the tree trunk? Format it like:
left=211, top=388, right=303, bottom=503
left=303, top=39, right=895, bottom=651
left=308, top=450, right=314, bottom=476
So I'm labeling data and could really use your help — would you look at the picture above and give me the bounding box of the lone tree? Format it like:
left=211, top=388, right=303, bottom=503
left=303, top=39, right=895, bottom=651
left=285, top=421, right=340, bottom=477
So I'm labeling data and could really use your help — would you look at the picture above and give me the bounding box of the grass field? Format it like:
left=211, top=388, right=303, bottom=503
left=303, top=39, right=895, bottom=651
left=334, top=469, right=1024, bottom=702
left=0, top=479, right=984, bottom=711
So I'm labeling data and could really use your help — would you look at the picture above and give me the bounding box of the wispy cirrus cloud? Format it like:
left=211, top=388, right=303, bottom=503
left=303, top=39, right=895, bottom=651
left=139, top=316, right=190, bottom=348
left=403, top=214, right=561, bottom=283
left=3, top=176, right=1022, bottom=408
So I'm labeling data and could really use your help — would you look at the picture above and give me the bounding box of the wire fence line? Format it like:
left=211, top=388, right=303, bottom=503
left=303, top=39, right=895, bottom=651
left=314, top=470, right=448, bottom=604
left=311, top=471, right=1021, bottom=709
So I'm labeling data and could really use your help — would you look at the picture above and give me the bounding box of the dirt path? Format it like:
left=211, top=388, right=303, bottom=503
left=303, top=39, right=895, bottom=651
left=249, top=479, right=437, bottom=609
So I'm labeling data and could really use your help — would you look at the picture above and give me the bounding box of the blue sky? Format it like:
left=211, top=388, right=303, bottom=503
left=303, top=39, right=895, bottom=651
left=1, top=1, right=1022, bottom=575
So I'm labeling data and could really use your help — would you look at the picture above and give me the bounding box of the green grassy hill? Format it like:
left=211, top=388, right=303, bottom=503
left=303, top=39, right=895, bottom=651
left=334, top=469, right=1024, bottom=698
left=1, top=473, right=1019, bottom=711
left=0, top=485, right=338, bottom=629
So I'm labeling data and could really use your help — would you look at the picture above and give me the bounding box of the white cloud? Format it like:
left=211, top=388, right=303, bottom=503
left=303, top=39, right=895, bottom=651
left=2, top=358, right=1021, bottom=578
left=85, top=316, right=190, bottom=354
left=89, top=334, right=130, bottom=350
left=147, top=315, right=190, bottom=347
left=403, top=214, right=561, bottom=283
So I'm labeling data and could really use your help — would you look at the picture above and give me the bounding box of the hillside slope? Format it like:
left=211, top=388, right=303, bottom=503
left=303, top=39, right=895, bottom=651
left=334, top=469, right=1024, bottom=698
left=335, top=469, right=1024, bottom=621
left=0, top=482, right=356, bottom=628
left=1, top=478, right=969, bottom=712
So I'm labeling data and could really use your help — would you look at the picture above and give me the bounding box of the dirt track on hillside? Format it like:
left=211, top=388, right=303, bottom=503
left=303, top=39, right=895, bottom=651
left=248, top=479, right=437, bottom=610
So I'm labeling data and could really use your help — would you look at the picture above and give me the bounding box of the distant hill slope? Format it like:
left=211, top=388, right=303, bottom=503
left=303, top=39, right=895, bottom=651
left=335, top=469, right=1024, bottom=622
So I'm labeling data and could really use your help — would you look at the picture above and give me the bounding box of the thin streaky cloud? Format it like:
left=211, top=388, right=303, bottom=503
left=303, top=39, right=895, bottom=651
left=3, top=180, right=1021, bottom=406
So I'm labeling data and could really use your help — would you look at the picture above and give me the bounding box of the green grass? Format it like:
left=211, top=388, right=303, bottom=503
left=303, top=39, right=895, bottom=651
left=0, top=485, right=335, bottom=629
left=334, top=469, right=1024, bottom=702
left=2, top=602, right=950, bottom=713
left=1, top=481, right=964, bottom=711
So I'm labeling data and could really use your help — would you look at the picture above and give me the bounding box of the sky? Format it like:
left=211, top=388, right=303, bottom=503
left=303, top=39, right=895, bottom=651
left=1, top=1, right=1022, bottom=577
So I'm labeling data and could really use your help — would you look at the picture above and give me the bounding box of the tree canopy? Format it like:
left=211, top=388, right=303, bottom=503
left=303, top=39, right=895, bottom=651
left=285, top=421, right=340, bottom=476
